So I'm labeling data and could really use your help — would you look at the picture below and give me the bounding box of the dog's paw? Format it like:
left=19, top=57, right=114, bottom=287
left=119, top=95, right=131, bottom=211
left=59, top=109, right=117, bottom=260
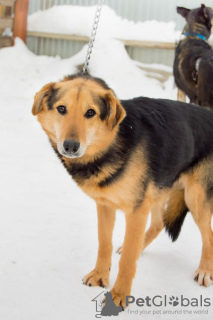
left=82, top=269, right=109, bottom=288
left=116, top=246, right=123, bottom=254
left=109, top=287, right=129, bottom=309
left=194, top=268, right=213, bottom=287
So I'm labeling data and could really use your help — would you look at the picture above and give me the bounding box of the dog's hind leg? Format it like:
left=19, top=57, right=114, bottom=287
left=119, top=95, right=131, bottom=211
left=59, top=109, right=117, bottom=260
left=142, top=203, right=164, bottom=251
left=116, top=203, right=164, bottom=254
left=197, top=61, right=213, bottom=110
left=184, top=180, right=213, bottom=287
left=177, top=89, right=186, bottom=102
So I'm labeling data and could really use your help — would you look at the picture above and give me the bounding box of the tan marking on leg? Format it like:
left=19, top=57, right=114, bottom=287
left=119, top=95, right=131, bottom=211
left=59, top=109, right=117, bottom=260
left=184, top=178, right=213, bottom=287
left=83, top=202, right=115, bottom=288
left=116, top=202, right=164, bottom=254
left=177, top=89, right=186, bottom=102
left=142, top=203, right=164, bottom=251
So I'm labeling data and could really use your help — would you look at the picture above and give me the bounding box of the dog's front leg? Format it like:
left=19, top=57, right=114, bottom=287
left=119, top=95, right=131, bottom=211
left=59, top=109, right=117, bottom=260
left=83, top=202, right=115, bottom=288
left=111, top=199, right=151, bottom=308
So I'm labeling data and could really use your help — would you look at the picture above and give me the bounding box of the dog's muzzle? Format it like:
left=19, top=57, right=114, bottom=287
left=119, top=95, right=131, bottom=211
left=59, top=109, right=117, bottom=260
left=57, top=140, right=86, bottom=158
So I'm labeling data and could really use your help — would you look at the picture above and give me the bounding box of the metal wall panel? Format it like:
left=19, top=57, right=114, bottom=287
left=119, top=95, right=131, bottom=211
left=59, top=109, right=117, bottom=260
left=27, top=0, right=213, bottom=65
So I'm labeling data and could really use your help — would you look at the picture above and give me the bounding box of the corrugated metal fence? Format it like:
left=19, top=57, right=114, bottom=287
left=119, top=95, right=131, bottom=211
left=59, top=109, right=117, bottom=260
left=27, top=0, right=213, bottom=65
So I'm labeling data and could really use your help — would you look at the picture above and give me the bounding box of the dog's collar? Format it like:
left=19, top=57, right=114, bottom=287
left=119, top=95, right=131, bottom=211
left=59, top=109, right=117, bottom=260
left=183, top=32, right=207, bottom=41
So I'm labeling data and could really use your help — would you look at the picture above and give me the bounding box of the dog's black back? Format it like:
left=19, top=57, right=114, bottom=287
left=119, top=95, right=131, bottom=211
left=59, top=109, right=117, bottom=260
left=173, top=4, right=213, bottom=109
left=121, top=97, right=213, bottom=189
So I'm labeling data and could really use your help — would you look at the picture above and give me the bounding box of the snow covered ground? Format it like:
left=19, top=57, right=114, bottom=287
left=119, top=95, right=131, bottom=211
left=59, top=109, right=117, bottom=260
left=0, top=37, right=213, bottom=320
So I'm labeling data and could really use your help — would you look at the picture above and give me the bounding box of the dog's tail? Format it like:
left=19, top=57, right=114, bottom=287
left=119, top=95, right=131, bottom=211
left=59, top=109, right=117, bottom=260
left=163, top=189, right=188, bottom=242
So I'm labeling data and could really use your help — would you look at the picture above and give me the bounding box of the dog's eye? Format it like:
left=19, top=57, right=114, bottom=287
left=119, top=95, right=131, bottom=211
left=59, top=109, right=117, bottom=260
left=85, top=109, right=96, bottom=118
left=57, top=105, right=67, bottom=115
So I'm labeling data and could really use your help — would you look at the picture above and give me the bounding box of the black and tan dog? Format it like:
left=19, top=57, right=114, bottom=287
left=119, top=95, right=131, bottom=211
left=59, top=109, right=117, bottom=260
left=32, top=74, right=213, bottom=308
left=173, top=4, right=213, bottom=108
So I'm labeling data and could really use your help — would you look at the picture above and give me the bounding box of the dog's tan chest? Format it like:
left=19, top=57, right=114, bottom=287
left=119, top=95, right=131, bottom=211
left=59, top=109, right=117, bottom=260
left=77, top=157, right=149, bottom=213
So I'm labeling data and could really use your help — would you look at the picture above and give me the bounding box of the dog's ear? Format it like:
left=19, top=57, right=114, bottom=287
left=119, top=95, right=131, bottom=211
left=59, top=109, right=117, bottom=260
left=105, top=91, right=126, bottom=131
left=199, top=4, right=207, bottom=18
left=32, top=83, right=54, bottom=115
left=176, top=7, right=190, bottom=19
left=199, top=4, right=213, bottom=29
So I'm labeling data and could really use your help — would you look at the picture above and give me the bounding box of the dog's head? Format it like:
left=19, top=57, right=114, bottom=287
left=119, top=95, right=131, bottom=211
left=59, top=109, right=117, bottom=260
left=32, top=74, right=126, bottom=160
left=177, top=4, right=213, bottom=39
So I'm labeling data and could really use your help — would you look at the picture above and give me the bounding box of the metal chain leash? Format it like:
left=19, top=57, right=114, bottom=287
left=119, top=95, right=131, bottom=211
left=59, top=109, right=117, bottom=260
left=82, top=0, right=104, bottom=75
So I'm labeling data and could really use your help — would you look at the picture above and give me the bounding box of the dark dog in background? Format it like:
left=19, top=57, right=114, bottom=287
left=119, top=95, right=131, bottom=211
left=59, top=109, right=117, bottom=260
left=173, top=4, right=213, bottom=109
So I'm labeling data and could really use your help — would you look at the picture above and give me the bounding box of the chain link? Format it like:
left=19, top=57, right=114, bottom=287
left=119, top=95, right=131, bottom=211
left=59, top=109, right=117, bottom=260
left=82, top=0, right=104, bottom=75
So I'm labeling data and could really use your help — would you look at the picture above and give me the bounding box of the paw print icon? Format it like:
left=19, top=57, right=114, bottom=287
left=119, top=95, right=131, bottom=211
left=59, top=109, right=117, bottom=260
left=169, top=296, right=179, bottom=307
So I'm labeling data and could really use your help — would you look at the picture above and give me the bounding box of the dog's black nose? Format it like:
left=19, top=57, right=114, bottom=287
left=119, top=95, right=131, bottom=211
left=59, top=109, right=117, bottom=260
left=63, top=140, right=80, bottom=154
